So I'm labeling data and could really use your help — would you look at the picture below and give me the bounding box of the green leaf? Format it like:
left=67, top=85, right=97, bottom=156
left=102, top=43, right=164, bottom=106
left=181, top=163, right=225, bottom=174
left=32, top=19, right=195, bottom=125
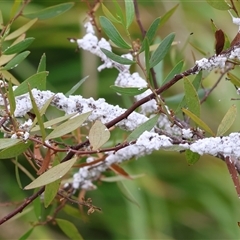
left=31, top=113, right=76, bottom=132
left=185, top=149, right=200, bottom=165
left=125, top=0, right=134, bottom=29
left=65, top=76, right=88, bottom=97
left=159, top=4, right=179, bottom=28
left=140, top=17, right=161, bottom=52
left=3, top=37, right=34, bottom=55
left=1, top=51, right=30, bottom=70
left=44, top=160, right=61, bottom=208
left=46, top=111, right=91, bottom=140
left=15, top=158, right=22, bottom=189
left=101, top=173, right=145, bottom=182
left=101, top=3, right=121, bottom=24
left=23, top=3, right=75, bottom=20
left=1, top=70, right=19, bottom=85
left=7, top=79, right=16, bottom=115
left=126, top=114, right=159, bottom=142
left=0, top=10, right=3, bottom=30
left=0, top=139, right=21, bottom=150
left=14, top=71, right=47, bottom=96
left=227, top=72, right=240, bottom=87
left=89, top=120, right=110, bottom=150
left=10, top=0, right=22, bottom=19
left=0, top=141, right=31, bottom=159
left=144, top=38, right=150, bottom=76
left=182, top=108, right=215, bottom=136
left=149, top=33, right=175, bottom=68
left=37, top=53, right=46, bottom=73
left=206, top=0, right=230, bottom=10
left=184, top=77, right=200, bottom=117
left=18, top=228, right=34, bottom=240
left=63, top=205, right=82, bottom=219
left=99, top=16, right=131, bottom=49
left=28, top=85, right=46, bottom=140
left=216, top=105, right=237, bottom=136
left=5, top=18, right=38, bottom=41
left=24, top=157, right=77, bottom=189
left=56, top=219, right=84, bottom=240
left=110, top=85, right=147, bottom=96
left=100, top=48, right=135, bottom=64
left=112, top=0, right=125, bottom=25
left=162, top=60, right=184, bottom=85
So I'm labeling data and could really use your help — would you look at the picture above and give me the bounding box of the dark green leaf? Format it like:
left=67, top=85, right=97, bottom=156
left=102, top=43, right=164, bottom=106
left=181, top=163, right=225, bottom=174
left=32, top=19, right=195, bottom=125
left=37, top=53, right=46, bottom=73
left=19, top=228, right=34, bottom=240
left=23, top=3, right=74, bottom=20
left=184, top=77, right=200, bottom=117
left=56, top=219, right=84, bottom=240
left=65, top=76, right=88, bottom=97
left=182, top=108, right=215, bottom=136
left=24, top=157, right=77, bottom=189
left=162, top=60, right=183, bottom=85
left=144, top=38, right=150, bottom=76
left=101, top=48, right=135, bottom=64
left=1, top=51, right=30, bottom=70
left=14, top=71, right=48, bottom=96
left=126, top=114, right=159, bottom=142
left=15, top=158, right=22, bottom=189
left=0, top=141, right=31, bottom=159
left=125, top=0, right=134, bottom=29
left=3, top=38, right=34, bottom=55
left=5, top=19, right=38, bottom=41
left=89, top=120, right=110, bottom=150
left=110, top=85, right=147, bottom=96
left=99, top=16, right=131, bottom=49
left=185, top=149, right=200, bottom=165
left=206, top=0, right=230, bottom=10
left=140, top=18, right=161, bottom=52
left=216, top=105, right=237, bottom=136
left=149, top=33, right=175, bottom=68
left=46, top=111, right=91, bottom=140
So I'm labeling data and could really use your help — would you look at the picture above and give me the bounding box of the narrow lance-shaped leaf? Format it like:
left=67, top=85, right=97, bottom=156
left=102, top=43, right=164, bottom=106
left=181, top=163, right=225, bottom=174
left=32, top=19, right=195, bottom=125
left=182, top=108, right=215, bottom=136
left=125, top=0, right=134, bottom=29
left=140, top=17, right=161, bottom=52
left=7, top=79, right=16, bottom=115
left=23, top=2, right=74, bottom=20
left=10, top=0, right=22, bottom=19
left=0, top=10, right=3, bottom=30
left=56, top=219, right=84, bottom=240
left=99, top=16, right=131, bottom=49
left=65, top=76, right=88, bottom=97
left=126, top=114, right=159, bottom=142
left=3, top=37, right=34, bottom=55
left=46, top=111, right=91, bottom=140
left=216, top=105, right=237, bottom=136
left=206, top=0, right=230, bottom=10
left=28, top=85, right=46, bottom=140
left=19, top=228, right=34, bottom=240
left=44, top=159, right=61, bottom=208
left=0, top=139, right=21, bottom=150
left=101, top=4, right=121, bottom=24
left=144, top=38, right=150, bottom=76
left=15, top=158, right=22, bottom=189
left=89, top=120, right=110, bottom=150
left=185, top=149, right=200, bottom=165
left=24, top=157, right=77, bottom=189
left=101, top=48, right=135, bottom=65
left=37, top=53, right=46, bottom=73
left=159, top=4, right=179, bottom=28
left=14, top=71, right=48, bottom=96
left=0, top=141, right=32, bottom=159
left=112, top=0, right=125, bottom=25
left=149, top=33, right=175, bottom=68
left=1, top=51, right=30, bottom=70
left=110, top=86, right=147, bottom=96
left=184, top=77, right=200, bottom=117
left=227, top=72, right=240, bottom=87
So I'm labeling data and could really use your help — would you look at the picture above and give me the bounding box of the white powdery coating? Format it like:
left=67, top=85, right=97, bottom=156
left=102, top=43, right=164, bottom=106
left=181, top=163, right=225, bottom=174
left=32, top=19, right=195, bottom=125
left=195, top=55, right=227, bottom=71
left=72, top=131, right=173, bottom=190
left=182, top=128, right=193, bottom=139
left=180, top=132, right=240, bottom=158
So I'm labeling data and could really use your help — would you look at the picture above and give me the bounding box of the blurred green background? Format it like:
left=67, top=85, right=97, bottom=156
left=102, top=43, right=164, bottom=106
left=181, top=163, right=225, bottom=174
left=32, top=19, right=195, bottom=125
left=1, top=0, right=240, bottom=239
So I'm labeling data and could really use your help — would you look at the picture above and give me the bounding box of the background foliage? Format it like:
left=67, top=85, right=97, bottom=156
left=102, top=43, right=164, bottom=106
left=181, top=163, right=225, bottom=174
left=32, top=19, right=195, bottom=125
left=1, top=0, right=240, bottom=239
